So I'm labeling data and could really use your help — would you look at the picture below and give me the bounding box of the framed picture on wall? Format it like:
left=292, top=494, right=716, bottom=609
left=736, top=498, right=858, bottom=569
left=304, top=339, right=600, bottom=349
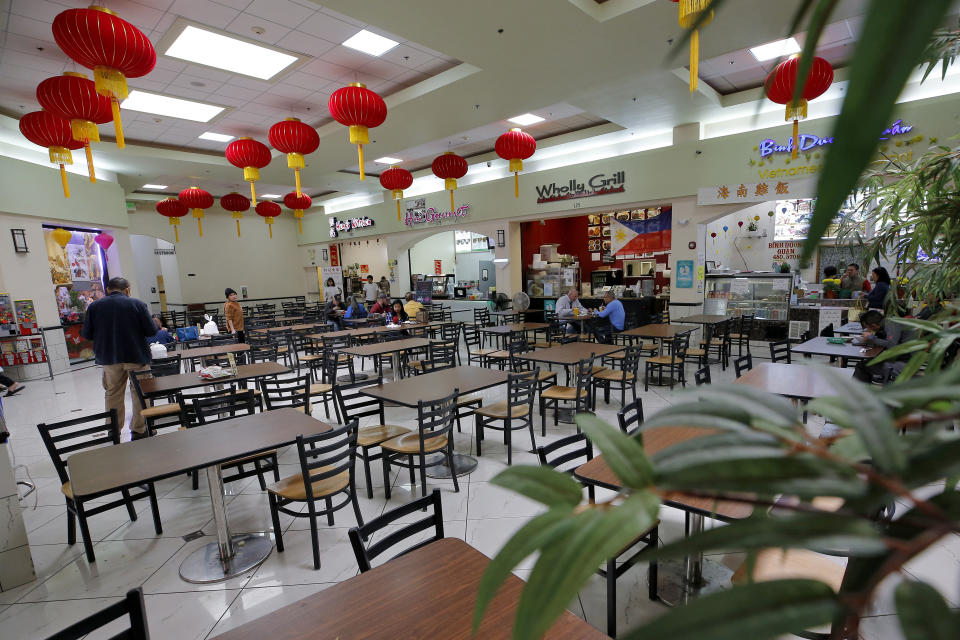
left=322, top=248, right=328, bottom=261
left=705, top=260, right=716, bottom=273
left=587, top=214, right=602, bottom=225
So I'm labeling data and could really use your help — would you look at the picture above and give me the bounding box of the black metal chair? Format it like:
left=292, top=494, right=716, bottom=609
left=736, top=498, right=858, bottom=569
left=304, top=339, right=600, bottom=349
left=536, top=432, right=595, bottom=503
left=592, top=345, right=642, bottom=407
left=734, top=353, right=754, bottom=377
left=259, top=374, right=312, bottom=414
left=731, top=314, right=755, bottom=357
left=463, top=324, right=497, bottom=367
left=476, top=370, right=539, bottom=465
left=268, top=421, right=364, bottom=570
left=644, top=333, right=689, bottom=390
left=335, top=378, right=411, bottom=499
left=129, top=368, right=182, bottom=436
left=540, top=358, right=595, bottom=435
left=37, top=410, right=162, bottom=562
left=694, top=365, right=712, bottom=386
left=769, top=339, right=792, bottom=364
left=348, top=490, right=444, bottom=573
left=617, top=398, right=644, bottom=435
left=46, top=587, right=150, bottom=639
left=382, top=389, right=461, bottom=498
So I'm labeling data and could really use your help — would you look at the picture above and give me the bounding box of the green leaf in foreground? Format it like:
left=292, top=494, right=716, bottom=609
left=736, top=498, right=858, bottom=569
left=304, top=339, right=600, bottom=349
left=576, top=412, right=654, bottom=488
left=490, top=465, right=584, bottom=508
left=513, top=491, right=659, bottom=640
left=895, top=581, right=958, bottom=640
left=621, top=579, right=841, bottom=640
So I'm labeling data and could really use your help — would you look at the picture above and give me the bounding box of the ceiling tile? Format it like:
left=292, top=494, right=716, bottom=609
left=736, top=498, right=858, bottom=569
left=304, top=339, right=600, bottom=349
left=213, top=83, right=263, bottom=101
left=140, top=67, right=180, bottom=85
left=1, top=50, right=64, bottom=75
left=206, top=0, right=255, bottom=9
left=380, top=44, right=434, bottom=70
left=417, top=58, right=457, bottom=76
left=359, top=58, right=408, bottom=81
left=243, top=0, right=314, bottom=29
left=101, top=0, right=167, bottom=34
left=298, top=12, right=361, bottom=44
left=298, top=58, right=354, bottom=83
left=168, top=73, right=226, bottom=95
left=268, top=82, right=314, bottom=100
left=153, top=57, right=189, bottom=74
left=229, top=76, right=274, bottom=91
left=126, top=77, right=171, bottom=93
left=276, top=30, right=338, bottom=57
left=169, top=0, right=240, bottom=29
left=10, top=0, right=63, bottom=23
left=225, top=12, right=291, bottom=46
left=7, top=14, right=57, bottom=42
left=318, top=7, right=366, bottom=28
left=319, top=46, right=374, bottom=70
left=149, top=13, right=178, bottom=40
left=131, top=0, right=177, bottom=11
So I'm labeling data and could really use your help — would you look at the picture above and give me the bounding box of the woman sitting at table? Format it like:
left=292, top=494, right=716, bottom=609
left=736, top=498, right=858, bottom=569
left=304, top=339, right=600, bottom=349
left=388, top=300, right=408, bottom=325
left=148, top=315, right=176, bottom=345
left=853, top=309, right=913, bottom=382
left=865, top=267, right=891, bottom=309
left=344, top=297, right=368, bottom=320
left=325, top=294, right=346, bottom=330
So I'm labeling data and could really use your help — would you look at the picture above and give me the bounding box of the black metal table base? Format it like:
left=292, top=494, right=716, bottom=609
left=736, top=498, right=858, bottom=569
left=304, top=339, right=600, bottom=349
left=654, top=557, right=734, bottom=607
left=424, top=453, right=479, bottom=478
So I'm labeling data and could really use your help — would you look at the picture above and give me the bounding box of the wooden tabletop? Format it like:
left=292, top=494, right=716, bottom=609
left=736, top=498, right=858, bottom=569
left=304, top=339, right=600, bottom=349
left=734, top=363, right=855, bottom=399
left=791, top=336, right=883, bottom=360
left=252, top=323, right=324, bottom=334
left=621, top=323, right=697, bottom=339
left=68, top=408, right=330, bottom=497
left=178, top=343, right=251, bottom=360
left=515, top=341, right=623, bottom=365
left=479, top=322, right=549, bottom=334
left=575, top=426, right=754, bottom=521
left=359, top=366, right=510, bottom=407
left=340, top=337, right=431, bottom=358
left=308, top=322, right=434, bottom=341
left=343, top=317, right=370, bottom=325
left=675, top=314, right=729, bottom=325
left=214, top=538, right=605, bottom=640
left=138, top=362, right=289, bottom=396
left=491, top=309, right=543, bottom=316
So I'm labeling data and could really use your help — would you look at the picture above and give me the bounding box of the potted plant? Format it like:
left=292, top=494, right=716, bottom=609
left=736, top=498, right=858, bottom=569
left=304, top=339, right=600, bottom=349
left=821, top=278, right=841, bottom=298
left=747, top=220, right=759, bottom=232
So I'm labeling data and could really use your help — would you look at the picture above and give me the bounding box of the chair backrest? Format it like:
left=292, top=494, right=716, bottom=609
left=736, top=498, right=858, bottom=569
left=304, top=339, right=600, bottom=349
left=46, top=587, right=150, bottom=640
left=734, top=353, right=754, bottom=377
left=335, top=377, right=386, bottom=423
left=323, top=345, right=355, bottom=383
left=507, top=369, right=539, bottom=417
left=422, top=342, right=456, bottom=373
left=37, top=410, right=121, bottom=487
left=537, top=432, right=593, bottom=474
left=543, top=309, right=557, bottom=324
left=462, top=325, right=482, bottom=348
left=819, top=323, right=835, bottom=337
left=620, top=345, right=643, bottom=375
left=415, top=388, right=459, bottom=450
left=572, top=358, right=595, bottom=410
left=670, top=333, right=690, bottom=363
left=473, top=308, right=491, bottom=326
left=208, top=334, right=236, bottom=346
left=191, top=389, right=257, bottom=426
left=617, top=398, right=644, bottom=435
left=769, top=339, right=792, bottom=364
left=348, top=490, right=444, bottom=573
left=177, top=386, right=238, bottom=427
left=694, top=365, right=712, bottom=386
left=248, top=344, right=278, bottom=363
left=296, top=420, right=359, bottom=502
left=659, top=309, right=671, bottom=324
left=440, top=321, right=461, bottom=343
left=738, top=314, right=755, bottom=341
left=260, top=374, right=311, bottom=413
left=150, top=355, right=181, bottom=376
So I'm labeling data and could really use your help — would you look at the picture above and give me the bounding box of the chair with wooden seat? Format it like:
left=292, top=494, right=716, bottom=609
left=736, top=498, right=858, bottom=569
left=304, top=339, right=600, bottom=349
left=694, top=365, right=712, bottom=386
left=487, top=332, right=526, bottom=370
left=617, top=398, right=644, bottom=435
left=129, top=368, right=184, bottom=437
left=645, top=333, right=689, bottom=390
left=149, top=353, right=182, bottom=374
left=321, top=334, right=354, bottom=378
left=432, top=321, right=463, bottom=365
left=418, top=348, right=482, bottom=433
left=248, top=343, right=278, bottom=364
left=592, top=345, right=642, bottom=407
left=208, top=334, right=236, bottom=346
left=540, top=358, right=595, bottom=435
left=267, top=420, right=364, bottom=570
left=47, top=587, right=150, bottom=639
left=536, top=430, right=659, bottom=638
left=382, top=389, right=461, bottom=498
left=532, top=321, right=564, bottom=350
left=509, top=341, right=558, bottom=405
left=730, top=314, right=754, bottom=357
left=734, top=353, right=754, bottom=377
left=769, top=339, right=792, bottom=364
left=463, top=324, right=498, bottom=367
left=37, top=410, right=162, bottom=563
left=476, top=370, right=539, bottom=465
left=335, top=378, right=411, bottom=499
left=260, top=374, right=312, bottom=414
left=348, top=490, right=444, bottom=573
left=404, top=341, right=456, bottom=376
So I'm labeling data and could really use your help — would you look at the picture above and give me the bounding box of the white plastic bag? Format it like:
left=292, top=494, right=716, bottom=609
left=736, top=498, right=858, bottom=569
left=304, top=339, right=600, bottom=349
left=149, top=342, right=168, bottom=359
left=201, top=314, right=220, bottom=336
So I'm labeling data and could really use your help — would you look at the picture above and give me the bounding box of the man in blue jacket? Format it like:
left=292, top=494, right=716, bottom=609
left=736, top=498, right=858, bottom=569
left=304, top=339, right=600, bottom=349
left=82, top=277, right=157, bottom=440
left=596, top=291, right=625, bottom=331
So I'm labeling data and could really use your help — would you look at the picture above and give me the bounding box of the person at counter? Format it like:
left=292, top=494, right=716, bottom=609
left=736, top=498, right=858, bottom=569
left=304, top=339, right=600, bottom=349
left=369, top=293, right=391, bottom=314
left=403, top=292, right=424, bottom=318
left=866, top=267, right=891, bottom=309
left=595, top=291, right=625, bottom=331
left=841, top=263, right=871, bottom=294
left=556, top=288, right=588, bottom=333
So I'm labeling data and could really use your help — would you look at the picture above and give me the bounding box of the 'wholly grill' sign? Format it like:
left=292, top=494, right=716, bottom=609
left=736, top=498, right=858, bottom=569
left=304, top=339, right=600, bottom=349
left=329, top=215, right=374, bottom=238
left=535, top=171, right=625, bottom=204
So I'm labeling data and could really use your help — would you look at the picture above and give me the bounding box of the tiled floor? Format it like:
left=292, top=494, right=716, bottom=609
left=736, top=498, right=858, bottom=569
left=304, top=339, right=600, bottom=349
left=1, top=350, right=956, bottom=639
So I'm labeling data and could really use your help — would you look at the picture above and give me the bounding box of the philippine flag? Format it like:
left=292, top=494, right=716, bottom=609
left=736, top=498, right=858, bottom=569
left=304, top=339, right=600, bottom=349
left=609, top=207, right=672, bottom=256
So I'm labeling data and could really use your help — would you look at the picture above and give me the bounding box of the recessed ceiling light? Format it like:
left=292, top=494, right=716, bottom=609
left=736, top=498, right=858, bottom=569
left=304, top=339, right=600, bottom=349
left=259, top=193, right=281, bottom=199
left=198, top=131, right=234, bottom=142
left=374, top=156, right=402, bottom=164
left=164, top=24, right=299, bottom=80
left=141, top=184, right=168, bottom=190
left=508, top=113, right=545, bottom=126
left=749, top=37, right=801, bottom=62
left=342, top=29, right=399, bottom=57
left=121, top=90, right=225, bottom=122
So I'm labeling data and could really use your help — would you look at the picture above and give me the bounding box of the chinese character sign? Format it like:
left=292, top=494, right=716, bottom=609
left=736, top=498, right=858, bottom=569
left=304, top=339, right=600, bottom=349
left=697, top=178, right=815, bottom=205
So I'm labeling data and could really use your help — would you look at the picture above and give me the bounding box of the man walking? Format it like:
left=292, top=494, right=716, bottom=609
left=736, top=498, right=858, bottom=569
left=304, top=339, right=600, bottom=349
left=224, top=288, right=244, bottom=343
left=81, top=277, right=157, bottom=440
left=362, top=275, right=380, bottom=307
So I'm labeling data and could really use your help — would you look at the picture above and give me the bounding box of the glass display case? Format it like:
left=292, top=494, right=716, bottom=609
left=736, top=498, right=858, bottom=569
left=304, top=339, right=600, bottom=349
left=704, top=273, right=793, bottom=321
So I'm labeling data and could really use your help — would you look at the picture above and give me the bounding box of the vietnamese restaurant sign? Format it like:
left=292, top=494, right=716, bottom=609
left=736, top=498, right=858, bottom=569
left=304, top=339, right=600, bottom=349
left=535, top=171, right=625, bottom=204
left=757, top=119, right=914, bottom=158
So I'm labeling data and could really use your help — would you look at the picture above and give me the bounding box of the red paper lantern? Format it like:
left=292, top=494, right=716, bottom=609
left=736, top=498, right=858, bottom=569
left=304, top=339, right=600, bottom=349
left=255, top=201, right=282, bottom=239
left=766, top=56, right=833, bottom=158
left=225, top=138, right=272, bottom=205
left=283, top=192, right=311, bottom=235
left=179, top=187, right=214, bottom=238
left=220, top=192, right=250, bottom=238
left=19, top=111, right=84, bottom=198
left=328, top=83, right=387, bottom=181
left=431, top=152, right=468, bottom=213
left=156, top=197, right=188, bottom=243
left=93, top=233, right=114, bottom=252
left=52, top=7, right=156, bottom=149
left=495, top=128, right=536, bottom=198
left=269, top=118, right=319, bottom=196
left=36, top=72, right=112, bottom=183
left=379, top=167, right=413, bottom=222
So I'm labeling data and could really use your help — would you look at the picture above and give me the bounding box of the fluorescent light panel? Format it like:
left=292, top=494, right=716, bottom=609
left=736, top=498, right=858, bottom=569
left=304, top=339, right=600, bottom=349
left=164, top=25, right=299, bottom=80
left=342, top=29, right=399, bottom=56
left=141, top=184, right=168, bottom=189
left=508, top=113, right=545, bottom=126
left=199, top=131, right=233, bottom=142
left=122, top=90, right=224, bottom=122
left=374, top=156, right=402, bottom=164
left=750, top=37, right=800, bottom=62
left=259, top=194, right=282, bottom=199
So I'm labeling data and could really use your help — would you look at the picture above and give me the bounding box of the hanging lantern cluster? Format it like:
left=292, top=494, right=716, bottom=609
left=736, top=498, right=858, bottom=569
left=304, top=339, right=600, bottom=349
left=328, top=83, right=387, bottom=181
left=283, top=192, right=311, bottom=235
left=19, top=111, right=83, bottom=198
left=495, top=128, right=536, bottom=198
left=672, top=0, right=713, bottom=92
left=256, top=201, right=282, bottom=239
left=225, top=138, right=272, bottom=205
left=36, top=72, right=112, bottom=183
left=156, top=198, right=188, bottom=243
left=432, top=152, right=468, bottom=213
left=221, top=192, right=251, bottom=238
left=179, top=187, right=214, bottom=237
left=379, top=167, right=413, bottom=222
left=766, top=56, right=834, bottom=159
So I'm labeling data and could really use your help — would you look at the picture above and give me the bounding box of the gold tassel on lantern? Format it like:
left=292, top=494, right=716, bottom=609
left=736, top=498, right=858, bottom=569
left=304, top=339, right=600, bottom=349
left=677, top=0, right=713, bottom=93
left=232, top=212, right=242, bottom=238
left=349, top=124, right=369, bottom=181
left=244, top=166, right=259, bottom=205
left=49, top=146, right=72, bottom=198
left=265, top=217, right=274, bottom=239
left=445, top=178, right=457, bottom=214
left=392, top=189, right=403, bottom=222
left=510, top=158, right=523, bottom=198
left=192, top=209, right=204, bottom=237
left=286, top=152, right=304, bottom=195
left=69, top=119, right=100, bottom=144
left=92, top=61, right=128, bottom=149
left=83, top=143, right=96, bottom=182
left=169, top=218, right=180, bottom=243
left=785, top=99, right=807, bottom=159
left=293, top=210, right=304, bottom=234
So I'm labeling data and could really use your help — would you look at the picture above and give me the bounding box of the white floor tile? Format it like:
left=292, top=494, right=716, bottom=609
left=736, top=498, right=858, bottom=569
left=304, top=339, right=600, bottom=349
left=88, top=589, right=242, bottom=640
left=208, top=583, right=333, bottom=636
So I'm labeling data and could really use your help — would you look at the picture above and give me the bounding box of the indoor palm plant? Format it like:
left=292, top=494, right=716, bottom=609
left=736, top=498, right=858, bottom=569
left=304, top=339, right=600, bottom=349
left=473, top=1, right=960, bottom=638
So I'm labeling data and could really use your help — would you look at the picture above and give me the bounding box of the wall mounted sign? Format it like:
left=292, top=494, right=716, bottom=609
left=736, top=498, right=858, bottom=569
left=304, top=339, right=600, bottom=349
left=535, top=171, right=625, bottom=204
left=329, top=244, right=339, bottom=267
left=154, top=248, right=175, bottom=255
left=756, top=119, right=914, bottom=158
left=434, top=259, right=442, bottom=275
left=675, top=260, right=694, bottom=289
left=697, top=177, right=816, bottom=206
left=328, top=215, right=374, bottom=238
left=403, top=204, right=470, bottom=226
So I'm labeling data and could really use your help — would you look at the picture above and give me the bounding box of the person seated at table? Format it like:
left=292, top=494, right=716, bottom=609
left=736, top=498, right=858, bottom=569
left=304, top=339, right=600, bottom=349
left=555, top=287, right=587, bottom=333
left=388, top=300, right=409, bottom=324
left=916, top=293, right=943, bottom=320
left=325, top=294, right=346, bottom=330
left=841, top=263, right=871, bottom=294
left=822, top=265, right=838, bottom=281
left=853, top=309, right=913, bottom=382
left=369, top=293, right=391, bottom=315
left=344, top=297, right=368, bottom=320
left=148, top=315, right=176, bottom=345
left=865, top=267, right=891, bottom=309
left=403, top=292, right=424, bottom=318
left=595, top=291, right=625, bottom=332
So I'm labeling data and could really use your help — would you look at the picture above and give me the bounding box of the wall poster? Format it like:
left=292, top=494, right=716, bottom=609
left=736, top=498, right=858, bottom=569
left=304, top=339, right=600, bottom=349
left=320, top=266, right=344, bottom=302
left=676, top=260, right=694, bottom=289
left=44, top=227, right=106, bottom=363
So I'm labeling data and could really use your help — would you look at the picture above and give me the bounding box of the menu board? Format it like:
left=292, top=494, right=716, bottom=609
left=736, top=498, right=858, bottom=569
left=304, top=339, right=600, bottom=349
left=414, top=278, right=433, bottom=303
